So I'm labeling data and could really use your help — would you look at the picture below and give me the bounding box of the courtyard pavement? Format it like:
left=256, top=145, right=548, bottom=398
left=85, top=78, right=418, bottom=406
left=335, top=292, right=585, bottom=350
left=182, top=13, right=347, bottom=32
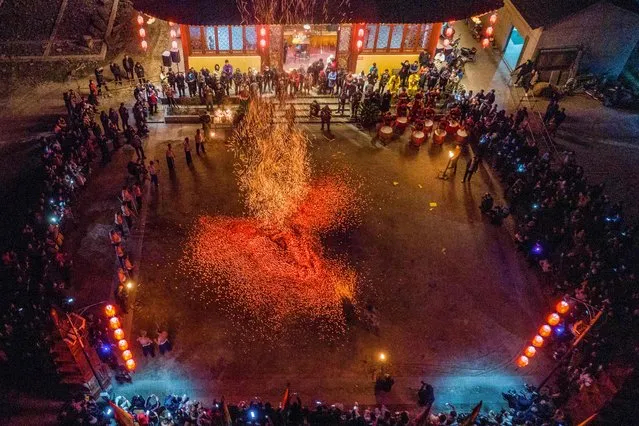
left=97, top=122, right=551, bottom=413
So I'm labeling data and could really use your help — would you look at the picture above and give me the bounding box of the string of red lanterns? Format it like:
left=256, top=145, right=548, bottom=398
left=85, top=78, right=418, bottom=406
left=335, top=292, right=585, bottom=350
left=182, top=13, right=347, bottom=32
left=137, top=14, right=147, bottom=51
left=104, top=304, right=136, bottom=372
left=482, top=13, right=498, bottom=49
left=517, top=300, right=571, bottom=367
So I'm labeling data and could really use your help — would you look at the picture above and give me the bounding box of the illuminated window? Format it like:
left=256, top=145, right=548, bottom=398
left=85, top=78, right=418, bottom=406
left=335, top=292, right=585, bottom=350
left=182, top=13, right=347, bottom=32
left=376, top=25, right=390, bottom=49
left=245, top=26, right=257, bottom=50
left=231, top=26, right=243, bottom=50
left=390, top=25, right=403, bottom=49
left=403, top=24, right=419, bottom=51
left=190, top=26, right=203, bottom=50
left=205, top=26, right=215, bottom=50
left=365, top=24, right=376, bottom=49
left=422, top=24, right=433, bottom=49
left=217, top=26, right=230, bottom=50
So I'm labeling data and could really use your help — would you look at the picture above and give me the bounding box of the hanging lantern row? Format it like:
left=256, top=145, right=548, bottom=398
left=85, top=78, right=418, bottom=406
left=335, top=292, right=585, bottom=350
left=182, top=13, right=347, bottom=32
left=258, top=26, right=268, bottom=50
left=482, top=12, right=498, bottom=49
left=138, top=14, right=147, bottom=51
left=104, top=304, right=136, bottom=371
left=517, top=300, right=571, bottom=368
left=354, top=24, right=365, bottom=51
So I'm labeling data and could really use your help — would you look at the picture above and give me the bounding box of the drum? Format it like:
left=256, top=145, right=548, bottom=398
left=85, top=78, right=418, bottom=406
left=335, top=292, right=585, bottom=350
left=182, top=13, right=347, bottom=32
left=411, top=131, right=425, bottom=147
left=433, top=129, right=447, bottom=145
left=424, top=119, right=434, bottom=135
left=446, top=120, right=459, bottom=134
left=379, top=125, right=393, bottom=142
left=455, top=128, right=468, bottom=144
left=395, top=116, right=408, bottom=132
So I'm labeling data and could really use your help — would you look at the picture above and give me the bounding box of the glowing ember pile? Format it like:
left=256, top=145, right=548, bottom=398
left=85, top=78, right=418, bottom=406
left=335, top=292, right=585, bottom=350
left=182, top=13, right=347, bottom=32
left=183, top=176, right=361, bottom=334
left=182, top=99, right=362, bottom=335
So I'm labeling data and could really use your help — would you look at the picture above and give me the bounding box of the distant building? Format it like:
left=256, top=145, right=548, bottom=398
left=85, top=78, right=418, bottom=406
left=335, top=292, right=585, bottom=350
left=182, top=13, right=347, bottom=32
left=491, top=0, right=639, bottom=82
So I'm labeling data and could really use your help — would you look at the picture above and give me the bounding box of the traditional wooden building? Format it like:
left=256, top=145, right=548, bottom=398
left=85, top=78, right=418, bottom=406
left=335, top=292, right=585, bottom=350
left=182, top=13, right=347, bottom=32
left=135, top=0, right=502, bottom=74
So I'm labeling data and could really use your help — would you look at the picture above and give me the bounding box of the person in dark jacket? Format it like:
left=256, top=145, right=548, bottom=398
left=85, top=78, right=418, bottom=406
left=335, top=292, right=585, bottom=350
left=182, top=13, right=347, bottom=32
left=123, top=55, right=134, bottom=80
left=134, top=62, right=145, bottom=84
left=119, top=103, right=130, bottom=130
left=110, top=62, right=123, bottom=85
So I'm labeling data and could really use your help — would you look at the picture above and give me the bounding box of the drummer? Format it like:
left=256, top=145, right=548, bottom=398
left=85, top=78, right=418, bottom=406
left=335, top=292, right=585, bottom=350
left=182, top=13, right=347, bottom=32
left=397, top=87, right=409, bottom=104
left=382, top=111, right=395, bottom=127
left=396, top=100, right=409, bottom=117
left=448, top=103, right=461, bottom=120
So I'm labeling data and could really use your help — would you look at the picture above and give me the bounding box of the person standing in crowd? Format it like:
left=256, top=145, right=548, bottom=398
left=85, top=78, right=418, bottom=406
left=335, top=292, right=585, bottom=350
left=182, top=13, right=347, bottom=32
left=118, top=103, right=130, bottom=130
left=109, top=108, right=120, bottom=131
left=137, top=331, right=155, bottom=357
left=131, top=132, right=145, bottom=160
left=320, top=104, right=332, bottom=132
left=513, top=59, right=533, bottom=85
left=110, top=62, right=123, bottom=85
left=134, top=62, right=145, bottom=85
left=121, top=202, right=135, bottom=230
left=399, top=60, right=410, bottom=87
left=378, top=69, right=390, bottom=94
left=114, top=211, right=126, bottom=236
left=550, top=108, right=567, bottom=135
left=155, top=329, right=172, bottom=355
left=462, top=156, right=481, bottom=183
left=123, top=55, right=135, bottom=80
left=186, top=68, right=197, bottom=97
left=132, top=183, right=143, bottom=209
left=148, top=160, right=159, bottom=187
left=176, top=71, right=186, bottom=97
left=544, top=100, right=559, bottom=124
left=337, top=89, right=348, bottom=115
left=165, top=143, right=175, bottom=171
left=351, top=88, right=362, bottom=119
left=183, top=137, right=193, bottom=166
left=195, top=129, right=205, bottom=155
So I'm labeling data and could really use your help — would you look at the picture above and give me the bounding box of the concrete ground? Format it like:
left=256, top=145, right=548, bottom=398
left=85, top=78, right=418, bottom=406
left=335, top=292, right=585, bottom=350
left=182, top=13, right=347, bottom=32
left=105, top=122, right=550, bottom=413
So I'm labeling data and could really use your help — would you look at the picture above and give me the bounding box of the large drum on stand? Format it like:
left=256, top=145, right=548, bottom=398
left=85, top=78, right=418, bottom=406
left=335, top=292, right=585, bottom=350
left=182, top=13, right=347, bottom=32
left=379, top=125, right=393, bottom=143
left=455, top=128, right=468, bottom=145
left=433, top=129, right=447, bottom=145
left=424, top=119, right=434, bottom=136
left=395, top=116, right=408, bottom=133
left=446, top=120, right=459, bottom=137
left=411, top=130, right=425, bottom=147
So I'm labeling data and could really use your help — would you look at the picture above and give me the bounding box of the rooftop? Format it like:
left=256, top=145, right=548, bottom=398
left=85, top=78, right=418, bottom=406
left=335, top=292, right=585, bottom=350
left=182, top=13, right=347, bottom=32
left=134, top=0, right=503, bottom=26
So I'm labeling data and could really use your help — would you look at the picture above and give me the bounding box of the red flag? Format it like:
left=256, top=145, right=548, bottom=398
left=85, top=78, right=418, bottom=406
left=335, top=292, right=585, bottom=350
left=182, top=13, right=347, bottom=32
left=280, top=384, right=290, bottom=410
left=108, top=401, right=135, bottom=426
left=460, top=400, right=483, bottom=426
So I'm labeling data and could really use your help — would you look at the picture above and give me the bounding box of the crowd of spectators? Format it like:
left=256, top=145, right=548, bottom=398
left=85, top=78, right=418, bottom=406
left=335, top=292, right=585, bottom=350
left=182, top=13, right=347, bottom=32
left=0, top=68, right=143, bottom=382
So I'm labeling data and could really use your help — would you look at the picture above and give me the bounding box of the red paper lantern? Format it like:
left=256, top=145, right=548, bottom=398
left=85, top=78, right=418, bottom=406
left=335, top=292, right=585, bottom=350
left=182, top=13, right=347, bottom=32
left=122, top=350, right=133, bottom=361
left=137, top=15, right=144, bottom=25
left=139, top=28, right=146, bottom=38
left=109, top=317, right=121, bottom=330
left=532, top=335, right=544, bottom=347
left=489, top=13, right=498, bottom=25
left=539, top=325, right=552, bottom=337
left=260, top=27, right=266, bottom=37
left=485, top=26, right=494, bottom=37
left=547, top=313, right=560, bottom=326
left=113, top=328, right=124, bottom=340
left=259, top=39, right=267, bottom=48
left=104, top=304, right=116, bottom=318
left=556, top=300, right=570, bottom=314
left=356, top=39, right=363, bottom=49
left=126, top=359, right=136, bottom=371
left=358, top=28, right=365, bottom=38
left=141, top=40, right=148, bottom=50
left=524, top=346, right=536, bottom=358
left=118, top=339, right=128, bottom=351
left=170, top=29, right=176, bottom=38
left=443, top=38, right=451, bottom=47
left=517, top=355, right=529, bottom=367
left=482, top=38, right=490, bottom=48
left=445, top=27, right=454, bottom=38
left=171, top=40, right=178, bottom=49
left=168, top=21, right=175, bottom=27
